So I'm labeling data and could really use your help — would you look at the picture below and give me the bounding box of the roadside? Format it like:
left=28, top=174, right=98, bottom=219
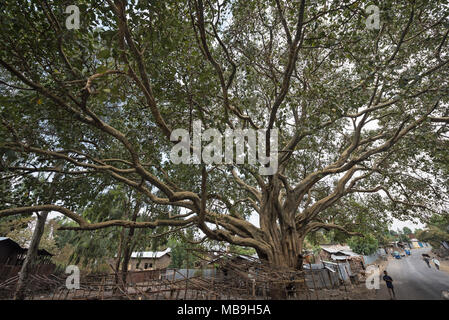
left=316, top=256, right=390, bottom=300
left=439, top=260, right=449, bottom=274
left=346, top=256, right=390, bottom=300
left=375, top=247, right=449, bottom=300
left=429, top=252, right=449, bottom=275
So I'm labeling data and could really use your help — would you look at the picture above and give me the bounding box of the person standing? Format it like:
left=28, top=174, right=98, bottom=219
left=423, top=255, right=431, bottom=268
left=433, top=258, right=440, bottom=270
left=383, top=270, right=396, bottom=299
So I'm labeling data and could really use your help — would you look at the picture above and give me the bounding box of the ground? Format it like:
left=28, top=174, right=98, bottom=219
left=375, top=247, right=449, bottom=300
left=437, top=257, right=449, bottom=274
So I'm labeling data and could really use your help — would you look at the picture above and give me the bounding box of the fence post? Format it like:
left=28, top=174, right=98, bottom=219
left=327, top=269, right=333, bottom=288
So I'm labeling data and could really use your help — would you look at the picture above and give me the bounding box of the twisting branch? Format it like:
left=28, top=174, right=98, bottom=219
left=0, top=205, right=197, bottom=231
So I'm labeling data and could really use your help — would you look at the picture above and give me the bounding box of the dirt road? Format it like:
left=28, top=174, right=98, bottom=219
left=376, top=247, right=449, bottom=300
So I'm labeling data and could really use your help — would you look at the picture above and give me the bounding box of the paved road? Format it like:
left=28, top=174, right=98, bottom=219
left=376, top=247, right=449, bottom=300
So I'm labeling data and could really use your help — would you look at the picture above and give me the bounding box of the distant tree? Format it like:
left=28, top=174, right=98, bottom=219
left=416, top=227, right=448, bottom=249
left=402, top=227, right=413, bottom=235
left=55, top=186, right=164, bottom=278
left=398, top=231, right=410, bottom=243
left=389, top=230, right=398, bottom=237
left=348, top=234, right=378, bottom=256
left=378, top=229, right=395, bottom=247
left=167, top=231, right=202, bottom=268
left=6, top=217, right=58, bottom=254
left=416, top=215, right=449, bottom=250
left=0, top=216, right=33, bottom=238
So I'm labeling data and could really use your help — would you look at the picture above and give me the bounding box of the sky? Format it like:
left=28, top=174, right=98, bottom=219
left=247, top=213, right=425, bottom=233
left=391, top=218, right=425, bottom=233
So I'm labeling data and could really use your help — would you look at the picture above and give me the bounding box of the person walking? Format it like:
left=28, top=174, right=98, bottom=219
left=423, top=254, right=431, bottom=268
left=383, top=270, right=396, bottom=299
left=433, top=258, right=440, bottom=270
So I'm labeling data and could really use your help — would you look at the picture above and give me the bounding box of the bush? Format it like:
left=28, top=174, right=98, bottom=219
left=348, top=234, right=378, bottom=256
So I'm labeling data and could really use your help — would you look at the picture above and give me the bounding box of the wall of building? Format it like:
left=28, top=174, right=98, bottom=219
left=128, top=254, right=171, bottom=271
left=411, top=241, right=421, bottom=249
left=0, top=241, right=26, bottom=265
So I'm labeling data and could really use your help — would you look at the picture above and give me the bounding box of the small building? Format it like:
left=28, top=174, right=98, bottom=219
left=127, top=248, right=172, bottom=271
left=318, top=245, right=366, bottom=279
left=0, top=237, right=27, bottom=266
left=318, top=244, right=353, bottom=262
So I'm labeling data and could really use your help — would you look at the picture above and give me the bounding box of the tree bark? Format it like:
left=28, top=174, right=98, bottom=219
left=259, top=188, right=304, bottom=271
left=14, top=212, right=48, bottom=300
left=120, top=199, right=141, bottom=288
left=114, top=228, right=125, bottom=288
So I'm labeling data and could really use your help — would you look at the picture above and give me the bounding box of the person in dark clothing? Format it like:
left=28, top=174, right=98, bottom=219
left=383, top=271, right=396, bottom=299
left=423, top=256, right=431, bottom=268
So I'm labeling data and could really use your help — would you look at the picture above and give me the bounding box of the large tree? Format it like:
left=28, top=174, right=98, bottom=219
left=416, top=214, right=449, bottom=251
left=1, top=0, right=449, bottom=271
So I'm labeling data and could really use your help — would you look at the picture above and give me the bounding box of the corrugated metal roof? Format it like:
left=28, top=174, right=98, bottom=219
left=331, top=254, right=349, bottom=261
left=322, top=260, right=338, bottom=265
left=320, top=244, right=352, bottom=254
left=206, top=253, right=259, bottom=265
left=339, top=250, right=360, bottom=257
left=131, top=248, right=171, bottom=259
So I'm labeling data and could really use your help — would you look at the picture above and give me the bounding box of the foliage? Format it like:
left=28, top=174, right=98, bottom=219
left=0, top=0, right=448, bottom=268
left=416, top=214, right=449, bottom=249
left=307, top=196, right=392, bottom=246
left=228, top=245, right=257, bottom=257
left=167, top=231, right=202, bottom=269
left=5, top=216, right=58, bottom=254
left=0, top=216, right=33, bottom=238
left=402, top=227, right=413, bottom=235
left=377, top=229, right=396, bottom=247
left=55, top=186, right=164, bottom=270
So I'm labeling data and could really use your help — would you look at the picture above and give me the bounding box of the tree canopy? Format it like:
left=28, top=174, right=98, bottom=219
left=416, top=215, right=449, bottom=249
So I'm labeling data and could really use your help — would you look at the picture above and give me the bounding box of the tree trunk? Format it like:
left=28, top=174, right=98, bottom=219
left=120, top=236, right=133, bottom=287
left=114, top=228, right=125, bottom=289
left=120, top=200, right=141, bottom=288
left=14, top=170, right=62, bottom=300
left=258, top=193, right=306, bottom=299
left=259, top=195, right=305, bottom=271
left=14, top=212, right=48, bottom=300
